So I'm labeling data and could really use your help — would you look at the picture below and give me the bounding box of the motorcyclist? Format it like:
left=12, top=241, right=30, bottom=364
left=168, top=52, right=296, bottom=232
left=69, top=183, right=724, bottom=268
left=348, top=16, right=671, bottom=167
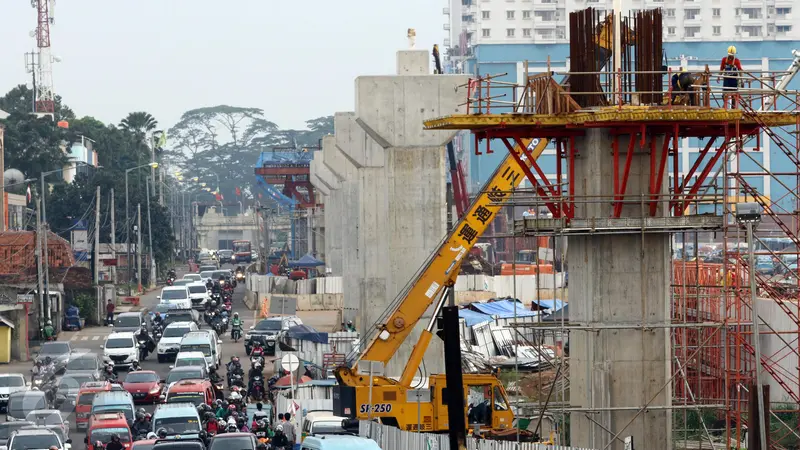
left=231, top=313, right=243, bottom=339
left=152, top=312, right=164, bottom=327
left=271, top=425, right=289, bottom=450
left=206, top=279, right=214, bottom=291
left=345, top=320, right=356, bottom=332
left=212, top=279, right=221, bottom=295
left=236, top=416, right=249, bottom=432
left=156, top=428, right=168, bottom=439
left=215, top=400, right=228, bottom=419
left=43, top=356, right=55, bottom=373
left=132, top=411, right=149, bottom=438
left=130, top=361, right=142, bottom=372
left=209, top=368, right=224, bottom=399
left=43, top=320, right=55, bottom=340
left=204, top=411, right=218, bottom=435
left=250, top=340, right=264, bottom=357
left=167, top=268, right=177, bottom=279
left=32, top=360, right=44, bottom=376
left=105, top=434, right=124, bottom=450
left=137, top=324, right=155, bottom=361
left=103, top=364, right=117, bottom=382
left=253, top=418, right=272, bottom=440
left=247, top=362, right=264, bottom=399
left=226, top=356, right=241, bottom=373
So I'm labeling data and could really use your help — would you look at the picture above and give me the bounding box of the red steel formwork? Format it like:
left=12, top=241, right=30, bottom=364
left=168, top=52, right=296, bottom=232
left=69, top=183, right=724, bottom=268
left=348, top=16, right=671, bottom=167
left=425, top=61, right=800, bottom=447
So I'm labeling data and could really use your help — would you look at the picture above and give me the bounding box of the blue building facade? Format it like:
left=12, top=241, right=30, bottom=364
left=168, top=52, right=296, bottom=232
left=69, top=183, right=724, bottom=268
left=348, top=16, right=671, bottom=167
left=455, top=41, right=800, bottom=212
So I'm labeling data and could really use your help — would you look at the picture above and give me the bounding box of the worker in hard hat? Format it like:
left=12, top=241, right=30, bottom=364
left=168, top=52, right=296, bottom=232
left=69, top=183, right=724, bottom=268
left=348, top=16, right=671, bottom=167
left=671, top=67, right=697, bottom=106
left=720, top=45, right=743, bottom=107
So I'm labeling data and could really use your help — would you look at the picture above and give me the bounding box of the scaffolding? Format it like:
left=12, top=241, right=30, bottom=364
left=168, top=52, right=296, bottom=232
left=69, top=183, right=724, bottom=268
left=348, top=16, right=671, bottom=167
left=425, top=29, right=800, bottom=449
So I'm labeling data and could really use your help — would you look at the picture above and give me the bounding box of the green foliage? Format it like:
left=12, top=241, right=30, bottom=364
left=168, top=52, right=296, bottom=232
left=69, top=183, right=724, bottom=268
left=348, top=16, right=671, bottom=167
left=0, top=84, right=74, bottom=121
left=0, top=112, right=69, bottom=177
left=71, top=292, right=97, bottom=325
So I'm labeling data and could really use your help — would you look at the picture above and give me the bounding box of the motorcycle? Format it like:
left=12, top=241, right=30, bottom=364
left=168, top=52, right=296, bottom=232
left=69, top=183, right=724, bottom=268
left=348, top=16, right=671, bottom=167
left=250, top=355, right=264, bottom=368
left=249, top=375, right=264, bottom=401
left=138, top=340, right=150, bottom=361
left=166, top=277, right=175, bottom=286
left=231, top=327, right=242, bottom=342
left=152, top=323, right=163, bottom=342
left=229, top=372, right=245, bottom=389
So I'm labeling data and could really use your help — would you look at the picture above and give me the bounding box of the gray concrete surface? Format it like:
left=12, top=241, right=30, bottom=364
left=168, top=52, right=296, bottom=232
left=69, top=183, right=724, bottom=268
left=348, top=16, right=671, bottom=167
left=568, top=130, right=672, bottom=450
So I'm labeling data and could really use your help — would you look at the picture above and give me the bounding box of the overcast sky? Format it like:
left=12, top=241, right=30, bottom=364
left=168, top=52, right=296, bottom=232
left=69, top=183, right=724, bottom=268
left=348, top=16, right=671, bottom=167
left=0, top=0, right=444, bottom=130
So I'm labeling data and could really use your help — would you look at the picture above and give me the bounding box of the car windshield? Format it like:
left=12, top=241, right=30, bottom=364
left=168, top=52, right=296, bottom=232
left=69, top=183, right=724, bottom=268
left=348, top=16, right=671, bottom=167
left=93, top=405, right=134, bottom=421
left=167, top=314, right=193, bottom=324
left=254, top=320, right=281, bottom=331
left=8, top=395, right=47, bottom=417
left=212, top=271, right=228, bottom=279
left=176, top=358, right=204, bottom=368
left=9, top=434, right=60, bottom=450
left=115, top=316, right=141, bottom=328
left=200, top=271, right=214, bottom=279
left=167, top=393, right=205, bottom=406
left=0, top=424, right=31, bottom=440
left=313, top=421, right=347, bottom=434
left=188, top=285, right=206, bottom=294
left=132, top=443, right=155, bottom=450
left=162, top=290, right=188, bottom=300
left=209, top=436, right=252, bottom=450
left=183, top=275, right=200, bottom=281
left=106, top=338, right=134, bottom=349
left=154, top=304, right=172, bottom=314
left=66, top=357, right=97, bottom=371
left=166, top=371, right=202, bottom=384
left=125, top=372, right=159, bottom=383
left=25, top=412, right=62, bottom=426
left=39, top=342, right=70, bottom=355
left=180, top=344, right=211, bottom=357
left=77, top=393, right=96, bottom=406
left=59, top=376, right=93, bottom=390
left=90, top=427, right=131, bottom=443
left=153, top=416, right=201, bottom=435
left=0, top=376, right=25, bottom=388
left=173, top=280, right=192, bottom=287
left=164, top=327, right=191, bottom=338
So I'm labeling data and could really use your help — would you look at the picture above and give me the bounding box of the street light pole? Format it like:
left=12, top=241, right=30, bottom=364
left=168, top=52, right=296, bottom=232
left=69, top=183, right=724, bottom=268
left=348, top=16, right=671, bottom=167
left=146, top=177, right=155, bottom=288
left=125, top=162, right=158, bottom=286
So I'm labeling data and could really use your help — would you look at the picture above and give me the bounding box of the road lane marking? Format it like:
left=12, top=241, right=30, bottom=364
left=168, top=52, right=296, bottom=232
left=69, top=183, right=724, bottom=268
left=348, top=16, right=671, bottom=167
left=70, top=334, right=78, bottom=341
left=80, top=336, right=88, bottom=341
left=92, top=336, right=100, bottom=341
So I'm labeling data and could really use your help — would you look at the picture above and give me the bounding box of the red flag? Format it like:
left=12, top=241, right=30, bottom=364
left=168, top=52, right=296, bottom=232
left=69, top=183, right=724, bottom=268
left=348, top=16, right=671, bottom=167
left=26, top=185, right=31, bottom=204
left=215, top=192, right=222, bottom=201
left=235, top=186, right=241, bottom=196
left=258, top=193, right=263, bottom=199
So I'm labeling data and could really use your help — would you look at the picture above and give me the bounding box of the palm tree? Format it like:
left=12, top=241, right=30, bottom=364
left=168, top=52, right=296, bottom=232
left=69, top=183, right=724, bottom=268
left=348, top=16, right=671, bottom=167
left=120, top=112, right=158, bottom=136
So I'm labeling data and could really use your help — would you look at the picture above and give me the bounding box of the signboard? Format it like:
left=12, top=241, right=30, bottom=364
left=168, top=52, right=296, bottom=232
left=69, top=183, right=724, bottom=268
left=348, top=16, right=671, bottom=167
left=102, top=258, right=118, bottom=266
left=16, top=294, right=34, bottom=304
left=280, top=353, right=301, bottom=372
left=0, top=293, right=16, bottom=305
left=269, top=295, right=297, bottom=315
left=71, top=230, right=89, bottom=252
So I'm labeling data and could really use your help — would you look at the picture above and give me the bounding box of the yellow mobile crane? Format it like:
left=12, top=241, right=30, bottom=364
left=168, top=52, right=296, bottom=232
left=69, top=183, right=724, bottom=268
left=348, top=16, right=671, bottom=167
left=333, top=125, right=550, bottom=433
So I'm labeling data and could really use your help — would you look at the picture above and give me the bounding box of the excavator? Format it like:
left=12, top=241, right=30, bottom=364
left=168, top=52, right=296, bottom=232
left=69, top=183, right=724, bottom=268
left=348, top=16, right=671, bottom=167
left=332, top=47, right=553, bottom=434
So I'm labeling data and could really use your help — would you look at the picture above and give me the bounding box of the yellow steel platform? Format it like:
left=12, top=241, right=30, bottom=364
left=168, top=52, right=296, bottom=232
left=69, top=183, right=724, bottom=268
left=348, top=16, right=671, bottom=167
left=423, top=107, right=800, bottom=130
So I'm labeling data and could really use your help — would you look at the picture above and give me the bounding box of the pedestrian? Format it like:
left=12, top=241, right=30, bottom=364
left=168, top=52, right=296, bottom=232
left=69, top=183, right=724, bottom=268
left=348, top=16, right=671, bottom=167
left=720, top=45, right=743, bottom=108
left=275, top=413, right=283, bottom=431
left=105, top=299, right=115, bottom=326
left=281, top=413, right=296, bottom=445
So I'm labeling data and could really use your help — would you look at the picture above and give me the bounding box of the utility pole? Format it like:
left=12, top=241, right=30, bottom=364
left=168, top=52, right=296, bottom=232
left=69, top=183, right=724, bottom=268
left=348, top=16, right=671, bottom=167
left=137, top=204, right=142, bottom=293
left=40, top=176, right=50, bottom=322
left=110, top=188, right=116, bottom=284
left=35, top=199, right=44, bottom=326
left=146, top=177, right=156, bottom=288
left=94, top=186, right=101, bottom=284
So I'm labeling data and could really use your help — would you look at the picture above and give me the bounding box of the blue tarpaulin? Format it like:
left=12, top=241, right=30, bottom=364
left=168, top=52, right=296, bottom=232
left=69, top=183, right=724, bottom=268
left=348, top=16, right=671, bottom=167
left=288, top=253, right=325, bottom=268
left=531, top=299, right=565, bottom=311
left=286, top=324, right=328, bottom=344
left=469, top=299, right=538, bottom=318
left=459, top=308, right=492, bottom=326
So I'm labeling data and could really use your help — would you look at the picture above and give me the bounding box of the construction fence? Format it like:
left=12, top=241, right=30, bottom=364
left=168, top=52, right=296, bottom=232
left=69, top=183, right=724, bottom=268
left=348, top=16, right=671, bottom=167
left=358, top=421, right=595, bottom=450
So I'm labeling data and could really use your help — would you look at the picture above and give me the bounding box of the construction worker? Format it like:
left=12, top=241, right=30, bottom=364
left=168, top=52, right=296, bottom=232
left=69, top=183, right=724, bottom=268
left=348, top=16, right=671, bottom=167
left=671, top=67, right=696, bottom=106
left=720, top=45, right=743, bottom=107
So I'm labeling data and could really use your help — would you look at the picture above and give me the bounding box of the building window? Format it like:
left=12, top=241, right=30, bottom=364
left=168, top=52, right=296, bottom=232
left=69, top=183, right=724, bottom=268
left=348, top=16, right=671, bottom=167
left=482, top=10, right=490, bottom=19
left=482, top=28, right=491, bottom=37
left=507, top=10, right=515, bottom=19
left=735, top=8, right=741, bottom=16
left=667, top=26, right=676, bottom=35
left=507, top=28, right=515, bottom=37
left=742, top=25, right=762, bottom=36
left=522, top=28, right=531, bottom=37
left=536, top=29, right=555, bottom=40
left=684, top=9, right=700, bottom=20
left=777, top=7, right=792, bottom=17
left=742, top=8, right=762, bottom=19
left=712, top=8, right=721, bottom=17
left=665, top=8, right=675, bottom=17
left=522, top=10, right=531, bottom=19
left=777, top=25, right=792, bottom=33
left=684, top=26, right=700, bottom=37
left=735, top=25, right=741, bottom=34
left=713, top=26, right=721, bottom=35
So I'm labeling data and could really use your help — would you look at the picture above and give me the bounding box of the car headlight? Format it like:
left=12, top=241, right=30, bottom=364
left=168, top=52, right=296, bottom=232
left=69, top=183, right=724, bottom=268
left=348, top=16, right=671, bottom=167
left=149, top=386, right=160, bottom=394
left=266, top=341, right=274, bottom=346
left=244, top=334, right=251, bottom=340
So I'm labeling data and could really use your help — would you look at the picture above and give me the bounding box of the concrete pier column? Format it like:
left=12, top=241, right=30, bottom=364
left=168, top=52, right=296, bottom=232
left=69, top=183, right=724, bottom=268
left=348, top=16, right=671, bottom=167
left=568, top=129, right=672, bottom=450
left=331, top=50, right=468, bottom=377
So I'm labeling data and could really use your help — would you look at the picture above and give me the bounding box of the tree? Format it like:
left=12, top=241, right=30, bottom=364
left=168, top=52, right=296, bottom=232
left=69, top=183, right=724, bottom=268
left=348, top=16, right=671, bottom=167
left=119, top=112, right=158, bottom=135
left=1, top=112, right=69, bottom=177
left=0, top=84, right=74, bottom=122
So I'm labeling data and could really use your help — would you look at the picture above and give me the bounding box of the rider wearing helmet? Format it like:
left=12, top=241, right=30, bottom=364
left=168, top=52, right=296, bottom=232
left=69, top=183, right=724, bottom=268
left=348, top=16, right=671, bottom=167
left=720, top=45, right=743, bottom=107
left=271, top=424, right=289, bottom=449
left=137, top=324, right=155, bottom=361
left=105, top=434, right=124, bottom=450
left=231, top=312, right=243, bottom=340
left=43, top=320, right=55, bottom=339
left=103, top=364, right=117, bottom=382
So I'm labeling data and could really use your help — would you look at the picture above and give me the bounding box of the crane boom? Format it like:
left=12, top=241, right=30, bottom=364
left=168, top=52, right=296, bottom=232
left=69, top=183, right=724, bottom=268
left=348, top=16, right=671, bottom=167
left=353, top=137, right=549, bottom=369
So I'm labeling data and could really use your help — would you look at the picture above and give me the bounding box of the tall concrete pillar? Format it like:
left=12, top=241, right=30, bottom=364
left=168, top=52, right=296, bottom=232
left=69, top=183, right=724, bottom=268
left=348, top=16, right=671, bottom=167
left=568, top=129, right=672, bottom=450
left=333, top=50, right=468, bottom=377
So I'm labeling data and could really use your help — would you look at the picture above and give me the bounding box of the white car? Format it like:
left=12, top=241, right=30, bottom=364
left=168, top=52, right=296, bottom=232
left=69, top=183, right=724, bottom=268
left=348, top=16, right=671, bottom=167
left=171, top=351, right=210, bottom=373
left=186, top=282, right=210, bottom=310
left=157, top=322, right=199, bottom=363
left=25, top=409, right=70, bottom=441
left=182, top=274, right=202, bottom=282
left=0, top=374, right=29, bottom=411
left=158, top=286, right=192, bottom=310
left=101, top=332, right=138, bottom=369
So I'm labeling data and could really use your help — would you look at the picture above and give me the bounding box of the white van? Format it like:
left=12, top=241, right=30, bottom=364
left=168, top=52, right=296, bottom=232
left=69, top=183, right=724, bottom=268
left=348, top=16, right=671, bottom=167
left=186, top=282, right=210, bottom=310
left=179, top=331, right=222, bottom=369
left=158, top=286, right=192, bottom=310
left=171, top=351, right=210, bottom=373
left=101, top=332, right=138, bottom=369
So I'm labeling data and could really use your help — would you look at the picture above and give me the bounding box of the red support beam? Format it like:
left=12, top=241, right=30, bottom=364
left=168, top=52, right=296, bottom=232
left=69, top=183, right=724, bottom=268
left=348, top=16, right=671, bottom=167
left=500, top=138, right=560, bottom=218
left=613, top=134, right=638, bottom=218
left=649, top=135, right=656, bottom=214
left=675, top=137, right=717, bottom=199
left=650, top=133, right=672, bottom=217
left=568, top=136, right=575, bottom=218
left=556, top=139, right=563, bottom=213
left=513, top=137, right=563, bottom=218
left=679, top=137, right=731, bottom=214
left=613, top=135, right=620, bottom=204
left=672, top=124, right=679, bottom=210
left=255, top=167, right=310, bottom=176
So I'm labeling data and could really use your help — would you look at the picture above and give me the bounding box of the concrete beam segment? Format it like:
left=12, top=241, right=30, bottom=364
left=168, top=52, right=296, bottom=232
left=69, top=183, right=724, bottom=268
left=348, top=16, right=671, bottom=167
left=568, top=129, right=671, bottom=450
left=324, top=118, right=354, bottom=179
left=309, top=170, right=331, bottom=197
left=335, top=111, right=385, bottom=168
left=396, top=50, right=429, bottom=75
left=310, top=152, right=337, bottom=192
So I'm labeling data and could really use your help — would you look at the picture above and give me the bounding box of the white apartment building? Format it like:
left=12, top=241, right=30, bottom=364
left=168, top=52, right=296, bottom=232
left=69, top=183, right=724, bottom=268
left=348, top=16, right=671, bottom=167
left=444, top=0, right=799, bottom=50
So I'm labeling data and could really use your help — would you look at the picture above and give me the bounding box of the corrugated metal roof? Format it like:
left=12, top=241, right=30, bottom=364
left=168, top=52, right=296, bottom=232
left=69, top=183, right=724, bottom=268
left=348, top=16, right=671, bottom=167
left=469, top=299, right=537, bottom=318
left=458, top=308, right=492, bottom=326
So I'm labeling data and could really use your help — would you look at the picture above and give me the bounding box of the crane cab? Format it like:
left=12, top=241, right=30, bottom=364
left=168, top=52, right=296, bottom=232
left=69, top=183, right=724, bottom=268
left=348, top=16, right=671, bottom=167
left=333, top=372, right=514, bottom=433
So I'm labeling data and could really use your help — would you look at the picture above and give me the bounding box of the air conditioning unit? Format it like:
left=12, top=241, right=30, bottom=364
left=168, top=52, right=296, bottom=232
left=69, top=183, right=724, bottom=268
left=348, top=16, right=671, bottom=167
left=444, top=23, right=451, bottom=30
left=443, top=7, right=450, bottom=14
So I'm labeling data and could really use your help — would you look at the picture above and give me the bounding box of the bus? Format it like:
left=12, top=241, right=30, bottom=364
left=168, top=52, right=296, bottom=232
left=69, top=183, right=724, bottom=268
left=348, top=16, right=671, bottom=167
left=232, top=240, right=252, bottom=263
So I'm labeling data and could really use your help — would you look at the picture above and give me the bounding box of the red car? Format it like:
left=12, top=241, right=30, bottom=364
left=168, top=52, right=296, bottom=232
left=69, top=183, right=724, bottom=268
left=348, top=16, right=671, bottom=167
left=122, top=370, right=163, bottom=403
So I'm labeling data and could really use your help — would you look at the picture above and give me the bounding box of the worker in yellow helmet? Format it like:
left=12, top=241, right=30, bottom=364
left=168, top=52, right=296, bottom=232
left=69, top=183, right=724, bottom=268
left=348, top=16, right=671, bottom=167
left=720, top=45, right=743, bottom=107
left=671, top=67, right=697, bottom=105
